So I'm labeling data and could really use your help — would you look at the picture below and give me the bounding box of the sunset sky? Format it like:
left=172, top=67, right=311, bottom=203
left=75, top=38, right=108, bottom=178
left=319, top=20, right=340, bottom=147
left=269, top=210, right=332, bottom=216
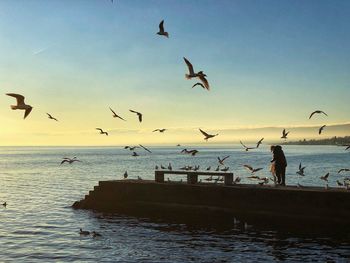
left=0, top=0, right=349, bottom=145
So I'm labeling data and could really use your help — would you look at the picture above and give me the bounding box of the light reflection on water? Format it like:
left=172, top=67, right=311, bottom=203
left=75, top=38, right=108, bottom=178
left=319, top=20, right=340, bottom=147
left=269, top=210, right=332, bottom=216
left=0, top=145, right=349, bottom=262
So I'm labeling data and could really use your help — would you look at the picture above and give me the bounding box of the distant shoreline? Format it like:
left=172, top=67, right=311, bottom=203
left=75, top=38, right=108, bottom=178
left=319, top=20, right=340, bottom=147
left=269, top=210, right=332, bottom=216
left=281, top=136, right=350, bottom=146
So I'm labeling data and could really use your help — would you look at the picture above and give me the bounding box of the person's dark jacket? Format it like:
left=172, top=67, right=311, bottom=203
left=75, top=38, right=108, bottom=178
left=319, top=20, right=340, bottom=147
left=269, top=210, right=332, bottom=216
left=271, top=145, right=287, bottom=168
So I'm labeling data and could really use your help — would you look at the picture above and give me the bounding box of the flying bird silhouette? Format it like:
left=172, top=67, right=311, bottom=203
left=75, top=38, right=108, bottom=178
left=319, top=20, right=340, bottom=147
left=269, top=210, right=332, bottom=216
left=181, top=149, right=198, bottom=156
left=129, top=109, right=142, bottom=123
left=199, top=128, right=218, bottom=141
left=240, top=141, right=255, bottom=151
left=281, top=129, right=289, bottom=139
left=256, top=138, right=264, bottom=148
left=218, top=156, right=230, bottom=165
left=183, top=57, right=210, bottom=90
left=296, top=163, right=306, bottom=176
left=309, top=110, right=328, bottom=119
left=6, top=93, right=33, bottom=119
left=60, top=157, right=81, bottom=165
left=153, top=129, right=166, bottom=133
left=96, top=128, right=108, bottom=136
left=157, top=20, right=169, bottom=38
left=192, top=82, right=206, bottom=90
left=338, top=168, right=350, bottom=173
left=46, top=113, right=58, bottom=121
left=243, top=165, right=263, bottom=174
left=320, top=172, right=330, bottom=182
left=109, top=107, right=126, bottom=121
left=139, top=144, right=152, bottom=153
left=124, top=146, right=139, bottom=151
left=318, top=125, right=326, bottom=135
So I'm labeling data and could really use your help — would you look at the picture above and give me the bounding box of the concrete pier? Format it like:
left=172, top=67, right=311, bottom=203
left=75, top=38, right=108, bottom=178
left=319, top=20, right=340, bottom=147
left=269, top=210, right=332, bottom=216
left=73, top=180, right=350, bottom=228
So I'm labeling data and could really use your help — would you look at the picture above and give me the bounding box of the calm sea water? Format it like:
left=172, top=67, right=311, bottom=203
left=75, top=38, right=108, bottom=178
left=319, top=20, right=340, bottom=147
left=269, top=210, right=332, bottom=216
left=0, top=145, right=349, bottom=262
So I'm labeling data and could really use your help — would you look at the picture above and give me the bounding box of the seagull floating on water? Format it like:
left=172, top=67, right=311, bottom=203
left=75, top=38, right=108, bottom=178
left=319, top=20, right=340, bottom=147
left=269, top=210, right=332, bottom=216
left=157, top=20, right=169, bottom=38
left=47, top=113, right=58, bottom=121
left=309, top=110, right=328, bottom=119
left=132, top=152, right=139, bottom=157
left=6, top=93, right=33, bottom=119
left=80, top=228, right=90, bottom=235
left=92, top=231, right=102, bottom=237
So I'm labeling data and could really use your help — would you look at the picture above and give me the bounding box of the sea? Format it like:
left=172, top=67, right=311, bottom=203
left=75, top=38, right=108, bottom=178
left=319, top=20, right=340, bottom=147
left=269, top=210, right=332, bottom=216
left=0, top=145, right=349, bottom=262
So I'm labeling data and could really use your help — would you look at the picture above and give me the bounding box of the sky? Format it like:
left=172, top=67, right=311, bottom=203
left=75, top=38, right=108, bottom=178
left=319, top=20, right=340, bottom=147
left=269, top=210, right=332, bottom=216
left=0, top=0, right=349, bottom=146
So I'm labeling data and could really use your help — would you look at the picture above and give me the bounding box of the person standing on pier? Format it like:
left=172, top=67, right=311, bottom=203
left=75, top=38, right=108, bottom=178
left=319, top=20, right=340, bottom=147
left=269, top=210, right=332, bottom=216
left=270, top=145, right=287, bottom=186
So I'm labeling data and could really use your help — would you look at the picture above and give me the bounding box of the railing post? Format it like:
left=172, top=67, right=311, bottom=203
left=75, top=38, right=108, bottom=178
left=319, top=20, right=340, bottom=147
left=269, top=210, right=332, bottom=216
left=187, top=173, right=198, bottom=184
left=155, top=170, right=165, bottom=183
left=225, top=173, right=233, bottom=185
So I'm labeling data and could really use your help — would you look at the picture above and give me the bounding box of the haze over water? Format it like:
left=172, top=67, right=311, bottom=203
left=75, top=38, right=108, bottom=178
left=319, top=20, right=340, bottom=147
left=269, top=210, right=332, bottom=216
left=0, top=146, right=349, bottom=262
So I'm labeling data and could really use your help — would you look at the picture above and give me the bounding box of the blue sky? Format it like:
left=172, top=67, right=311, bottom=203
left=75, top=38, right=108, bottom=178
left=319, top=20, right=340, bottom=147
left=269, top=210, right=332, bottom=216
left=0, top=0, right=349, bottom=145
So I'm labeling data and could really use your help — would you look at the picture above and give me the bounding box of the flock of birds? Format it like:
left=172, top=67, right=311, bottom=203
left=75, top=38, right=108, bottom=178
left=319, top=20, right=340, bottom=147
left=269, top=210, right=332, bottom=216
left=2, top=16, right=349, bottom=213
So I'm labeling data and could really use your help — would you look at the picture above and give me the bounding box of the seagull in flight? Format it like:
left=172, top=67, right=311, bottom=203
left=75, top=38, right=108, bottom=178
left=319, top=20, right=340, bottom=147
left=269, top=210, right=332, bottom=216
left=129, top=109, right=142, bottom=123
left=61, top=157, right=81, bottom=165
left=309, top=110, right=328, bottom=119
left=199, top=128, right=218, bottom=141
left=96, top=128, right=108, bottom=136
left=153, top=129, right=166, bottom=133
left=338, top=168, right=350, bottom=173
left=281, top=129, right=289, bottom=139
left=2, top=202, right=7, bottom=207
left=342, top=144, right=350, bottom=150
left=218, top=156, right=230, bottom=165
left=183, top=57, right=210, bottom=90
left=256, top=138, right=264, bottom=148
left=109, top=107, right=126, bottom=121
left=139, top=144, right=152, bottom=153
left=157, top=20, right=169, bottom=38
left=319, top=125, right=326, bottom=135
left=296, top=163, right=306, bottom=176
left=46, top=113, right=58, bottom=121
left=320, top=172, right=330, bottom=182
left=243, top=165, right=263, bottom=174
left=124, top=146, right=139, bottom=151
left=240, top=141, right=255, bottom=151
left=6, top=93, right=33, bottom=119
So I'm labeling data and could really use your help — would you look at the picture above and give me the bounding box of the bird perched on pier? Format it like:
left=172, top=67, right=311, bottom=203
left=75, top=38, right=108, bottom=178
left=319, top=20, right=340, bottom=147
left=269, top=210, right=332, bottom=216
left=256, top=138, right=264, bottom=148
left=46, top=113, right=58, bottom=121
left=281, top=129, right=289, bottom=139
left=137, top=176, right=142, bottom=180
left=183, top=57, right=210, bottom=90
left=129, top=109, right=143, bottom=123
left=60, top=157, right=81, bottom=165
left=139, top=144, right=152, bottom=153
left=319, top=125, right=326, bottom=135
left=79, top=228, right=90, bottom=235
left=153, top=129, right=166, bottom=133
left=157, top=20, right=169, bottom=38
left=320, top=172, right=330, bottom=182
left=132, top=152, right=139, bottom=157
left=215, top=165, right=220, bottom=171
left=233, top=177, right=241, bottom=184
left=218, top=156, right=230, bottom=165
left=194, top=165, right=200, bottom=171
left=337, top=180, right=344, bottom=187
left=240, top=141, right=255, bottom=151
left=168, top=163, right=172, bottom=170
left=221, top=167, right=229, bottom=172
left=161, top=164, right=166, bottom=169
left=243, top=165, right=263, bottom=174
left=199, top=129, right=218, bottom=141
left=181, top=149, right=198, bottom=156
left=96, top=128, right=108, bottom=136
left=204, top=176, right=213, bottom=182
left=6, top=93, right=33, bottom=119
left=123, top=171, right=128, bottom=179
left=338, top=168, right=350, bottom=173
left=109, top=107, right=126, bottom=121
left=309, top=110, right=328, bottom=119
left=296, top=163, right=306, bottom=176
left=206, top=166, right=211, bottom=171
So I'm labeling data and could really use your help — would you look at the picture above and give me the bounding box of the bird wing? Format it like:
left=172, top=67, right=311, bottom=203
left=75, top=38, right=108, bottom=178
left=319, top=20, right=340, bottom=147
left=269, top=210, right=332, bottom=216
left=199, top=128, right=209, bottom=137
left=6, top=93, right=25, bottom=105
left=282, top=129, right=286, bottom=136
left=192, top=82, right=205, bottom=89
left=222, top=156, right=230, bottom=162
left=47, top=113, right=52, bottom=118
left=129, top=109, right=138, bottom=114
left=198, top=75, right=210, bottom=90
left=60, top=159, right=68, bottom=165
left=243, top=165, right=253, bottom=171
left=153, top=129, right=159, bottom=132
left=321, top=111, right=328, bottom=116
left=139, top=144, right=152, bottom=153
left=159, top=20, right=164, bottom=33
left=299, top=163, right=302, bottom=170
left=24, top=107, right=32, bottom=119
left=109, top=107, right=117, bottom=116
left=138, top=113, right=142, bottom=122
left=240, top=141, right=247, bottom=148
left=183, top=57, right=195, bottom=75
left=309, top=111, right=316, bottom=119
left=96, top=128, right=103, bottom=132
